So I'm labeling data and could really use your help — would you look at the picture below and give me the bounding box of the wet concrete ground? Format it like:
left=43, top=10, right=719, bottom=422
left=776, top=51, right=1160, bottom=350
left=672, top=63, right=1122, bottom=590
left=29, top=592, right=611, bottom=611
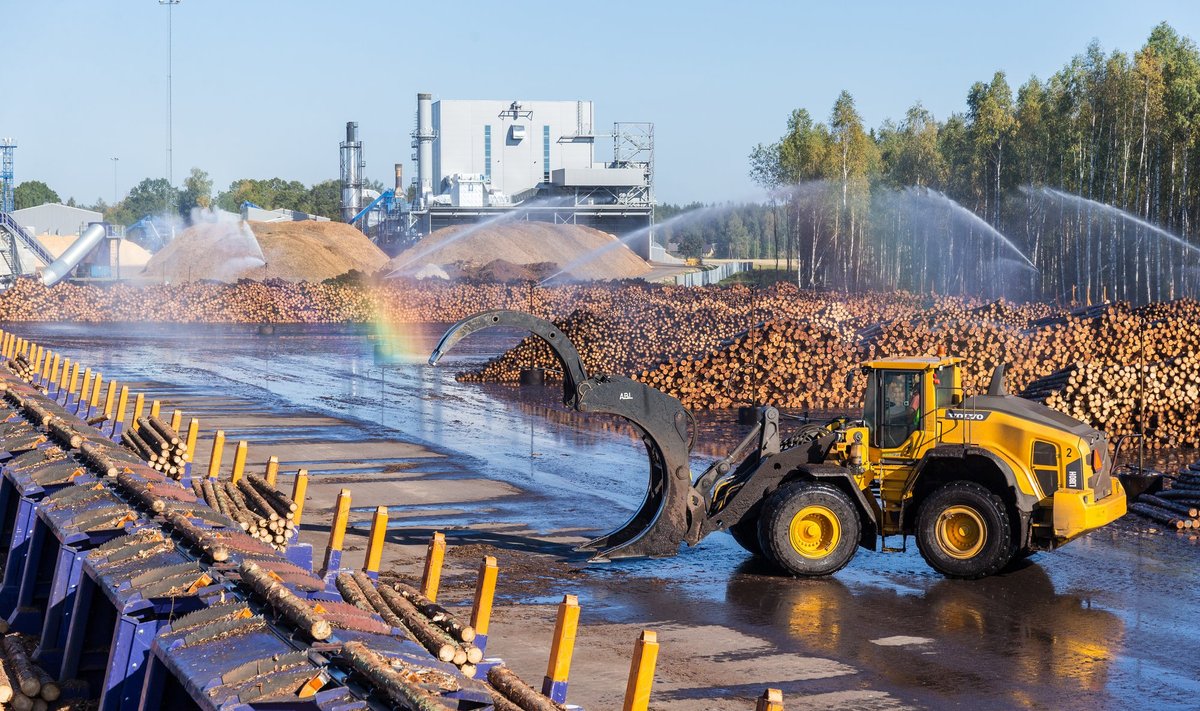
left=11, top=322, right=1200, bottom=710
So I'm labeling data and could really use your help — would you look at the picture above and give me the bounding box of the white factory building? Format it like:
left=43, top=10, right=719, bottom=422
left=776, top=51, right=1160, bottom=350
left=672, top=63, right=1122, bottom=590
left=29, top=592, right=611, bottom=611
left=405, top=93, right=655, bottom=258
left=427, top=98, right=637, bottom=207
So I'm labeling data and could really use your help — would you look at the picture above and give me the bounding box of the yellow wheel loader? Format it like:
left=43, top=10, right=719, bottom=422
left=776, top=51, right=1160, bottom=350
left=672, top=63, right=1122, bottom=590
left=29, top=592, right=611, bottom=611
left=431, top=311, right=1128, bottom=579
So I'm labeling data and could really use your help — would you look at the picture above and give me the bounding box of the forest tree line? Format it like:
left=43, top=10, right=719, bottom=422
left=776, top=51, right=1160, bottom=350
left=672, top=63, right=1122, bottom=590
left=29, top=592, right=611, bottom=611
left=664, top=22, right=1200, bottom=304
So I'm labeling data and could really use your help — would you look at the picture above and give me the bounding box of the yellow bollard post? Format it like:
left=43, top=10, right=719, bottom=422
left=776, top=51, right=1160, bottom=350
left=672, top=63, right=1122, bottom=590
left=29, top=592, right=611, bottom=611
left=471, top=556, right=499, bottom=653
left=40, top=350, right=53, bottom=382
left=67, top=363, right=81, bottom=405
left=32, top=347, right=44, bottom=377
left=60, top=360, right=74, bottom=396
left=364, top=506, right=388, bottom=575
left=49, top=354, right=61, bottom=388
left=131, top=393, right=145, bottom=431
left=206, top=430, right=226, bottom=479
left=292, top=469, right=309, bottom=525
left=104, top=380, right=118, bottom=419
left=230, top=440, right=248, bottom=485
left=79, top=369, right=93, bottom=409
left=170, top=409, right=182, bottom=432
left=621, top=630, right=660, bottom=711
left=1, top=333, right=10, bottom=358
left=19, top=338, right=29, bottom=357
left=541, top=594, right=581, bottom=703
left=90, top=373, right=103, bottom=410
left=264, top=456, right=279, bottom=487
left=185, top=418, right=199, bottom=462
left=150, top=399, right=161, bottom=421
left=421, top=532, right=447, bottom=603
left=321, top=488, right=352, bottom=575
left=756, top=689, right=784, bottom=711
left=113, top=386, right=130, bottom=433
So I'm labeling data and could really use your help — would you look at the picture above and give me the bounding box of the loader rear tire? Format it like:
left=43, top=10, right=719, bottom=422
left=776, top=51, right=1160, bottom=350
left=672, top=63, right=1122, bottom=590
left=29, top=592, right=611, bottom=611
left=728, top=517, right=762, bottom=556
left=916, top=481, right=1014, bottom=580
left=758, top=482, right=860, bottom=577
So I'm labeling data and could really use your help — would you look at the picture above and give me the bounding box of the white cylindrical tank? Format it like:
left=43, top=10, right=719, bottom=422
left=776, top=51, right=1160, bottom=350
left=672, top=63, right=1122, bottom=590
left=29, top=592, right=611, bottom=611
left=417, top=93, right=434, bottom=207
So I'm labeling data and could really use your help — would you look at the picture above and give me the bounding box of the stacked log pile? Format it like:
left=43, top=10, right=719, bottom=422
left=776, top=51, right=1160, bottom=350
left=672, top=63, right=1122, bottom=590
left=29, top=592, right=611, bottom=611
left=337, top=572, right=483, bottom=678
left=121, top=418, right=188, bottom=479
left=468, top=298, right=1200, bottom=449
left=1128, top=462, right=1200, bottom=529
left=191, top=473, right=297, bottom=549
left=0, top=632, right=59, bottom=710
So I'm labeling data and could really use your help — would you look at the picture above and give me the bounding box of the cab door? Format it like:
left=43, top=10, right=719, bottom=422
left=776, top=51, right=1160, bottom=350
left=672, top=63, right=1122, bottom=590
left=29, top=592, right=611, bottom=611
left=872, top=370, right=926, bottom=458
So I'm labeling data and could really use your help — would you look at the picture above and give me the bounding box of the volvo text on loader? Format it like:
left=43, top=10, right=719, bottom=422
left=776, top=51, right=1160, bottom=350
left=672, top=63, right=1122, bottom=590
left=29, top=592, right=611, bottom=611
left=430, top=311, right=1128, bottom=579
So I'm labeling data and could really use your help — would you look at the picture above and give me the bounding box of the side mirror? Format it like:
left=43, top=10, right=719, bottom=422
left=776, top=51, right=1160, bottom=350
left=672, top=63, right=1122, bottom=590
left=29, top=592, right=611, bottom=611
left=844, top=370, right=856, bottom=391
left=952, top=393, right=962, bottom=405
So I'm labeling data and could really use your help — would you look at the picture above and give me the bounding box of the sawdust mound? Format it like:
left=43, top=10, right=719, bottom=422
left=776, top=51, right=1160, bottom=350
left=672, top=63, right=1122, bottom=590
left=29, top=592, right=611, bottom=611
left=142, top=220, right=388, bottom=283
left=38, top=234, right=153, bottom=267
left=387, top=223, right=650, bottom=281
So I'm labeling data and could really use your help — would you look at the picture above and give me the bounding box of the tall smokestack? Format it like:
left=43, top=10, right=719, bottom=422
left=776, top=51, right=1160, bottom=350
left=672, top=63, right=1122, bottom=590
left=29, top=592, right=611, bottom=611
left=394, top=163, right=403, bottom=192
left=339, top=121, right=363, bottom=223
left=416, top=93, right=434, bottom=208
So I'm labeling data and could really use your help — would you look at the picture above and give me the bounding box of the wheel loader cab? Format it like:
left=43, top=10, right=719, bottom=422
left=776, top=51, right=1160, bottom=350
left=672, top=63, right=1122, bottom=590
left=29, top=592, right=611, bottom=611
left=861, top=357, right=963, bottom=459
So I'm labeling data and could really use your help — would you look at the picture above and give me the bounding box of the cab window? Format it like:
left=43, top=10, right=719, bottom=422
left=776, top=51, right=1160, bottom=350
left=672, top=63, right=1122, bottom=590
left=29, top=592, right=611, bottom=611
left=877, top=370, right=923, bottom=449
left=934, top=365, right=955, bottom=408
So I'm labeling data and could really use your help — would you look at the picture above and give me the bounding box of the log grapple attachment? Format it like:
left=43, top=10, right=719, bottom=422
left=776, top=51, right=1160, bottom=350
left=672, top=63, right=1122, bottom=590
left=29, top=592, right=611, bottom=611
left=430, top=310, right=705, bottom=560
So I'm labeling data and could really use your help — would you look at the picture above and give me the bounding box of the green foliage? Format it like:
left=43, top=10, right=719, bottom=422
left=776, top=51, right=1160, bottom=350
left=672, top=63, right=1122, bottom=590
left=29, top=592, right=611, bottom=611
left=178, top=168, right=213, bottom=213
left=109, top=177, right=178, bottom=225
left=215, top=177, right=343, bottom=220
left=305, top=180, right=342, bottom=220
left=735, top=22, right=1200, bottom=296
left=13, top=181, right=60, bottom=210
left=216, top=178, right=308, bottom=213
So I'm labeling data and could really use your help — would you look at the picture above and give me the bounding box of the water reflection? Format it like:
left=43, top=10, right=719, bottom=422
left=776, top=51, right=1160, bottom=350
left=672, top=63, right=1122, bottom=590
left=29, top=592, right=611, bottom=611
left=724, top=560, right=1123, bottom=705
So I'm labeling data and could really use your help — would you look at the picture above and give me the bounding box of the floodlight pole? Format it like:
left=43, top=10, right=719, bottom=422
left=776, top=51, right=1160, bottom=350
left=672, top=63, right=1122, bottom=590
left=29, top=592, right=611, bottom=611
left=160, top=0, right=180, bottom=219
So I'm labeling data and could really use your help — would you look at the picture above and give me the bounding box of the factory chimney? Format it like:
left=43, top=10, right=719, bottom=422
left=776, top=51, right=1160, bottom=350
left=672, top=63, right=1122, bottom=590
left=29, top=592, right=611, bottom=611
left=416, top=93, right=434, bottom=208
left=339, top=121, right=363, bottom=223
left=394, top=163, right=403, bottom=193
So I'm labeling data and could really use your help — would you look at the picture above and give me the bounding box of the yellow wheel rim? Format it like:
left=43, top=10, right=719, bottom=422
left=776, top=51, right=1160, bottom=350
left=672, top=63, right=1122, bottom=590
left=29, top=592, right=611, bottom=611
left=788, top=505, right=841, bottom=559
left=936, top=505, right=986, bottom=559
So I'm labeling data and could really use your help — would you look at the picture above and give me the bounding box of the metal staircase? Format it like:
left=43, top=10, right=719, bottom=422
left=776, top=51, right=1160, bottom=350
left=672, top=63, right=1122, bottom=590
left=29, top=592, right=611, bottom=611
left=0, top=211, right=57, bottom=274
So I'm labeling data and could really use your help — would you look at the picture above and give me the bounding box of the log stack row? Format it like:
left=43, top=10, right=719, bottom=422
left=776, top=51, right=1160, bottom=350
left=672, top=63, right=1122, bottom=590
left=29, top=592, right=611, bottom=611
left=1, top=275, right=1197, bottom=449
left=469, top=298, right=1200, bottom=449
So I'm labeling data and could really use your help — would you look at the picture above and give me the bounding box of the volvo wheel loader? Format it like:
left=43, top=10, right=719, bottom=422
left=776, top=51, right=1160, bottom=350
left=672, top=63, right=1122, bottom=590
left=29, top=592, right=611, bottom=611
left=430, top=311, right=1128, bottom=579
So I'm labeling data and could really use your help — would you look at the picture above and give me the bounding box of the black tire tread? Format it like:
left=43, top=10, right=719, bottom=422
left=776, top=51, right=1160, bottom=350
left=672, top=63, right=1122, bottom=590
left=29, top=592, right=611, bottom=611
left=758, top=481, right=860, bottom=577
left=916, top=481, right=1014, bottom=580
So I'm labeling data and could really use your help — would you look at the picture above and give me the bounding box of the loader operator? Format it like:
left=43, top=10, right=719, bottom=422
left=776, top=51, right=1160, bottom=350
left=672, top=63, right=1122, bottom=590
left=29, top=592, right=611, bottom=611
left=884, top=378, right=917, bottom=423
left=882, top=374, right=920, bottom=447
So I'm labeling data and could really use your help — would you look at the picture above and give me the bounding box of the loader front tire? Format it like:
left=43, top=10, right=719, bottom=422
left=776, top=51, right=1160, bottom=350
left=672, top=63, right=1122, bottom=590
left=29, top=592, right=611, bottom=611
left=758, top=481, right=860, bottom=577
left=916, top=481, right=1014, bottom=579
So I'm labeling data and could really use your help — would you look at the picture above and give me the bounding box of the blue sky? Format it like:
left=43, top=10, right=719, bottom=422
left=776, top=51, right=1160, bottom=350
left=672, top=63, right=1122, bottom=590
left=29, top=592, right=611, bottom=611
left=3, top=1, right=1199, bottom=206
